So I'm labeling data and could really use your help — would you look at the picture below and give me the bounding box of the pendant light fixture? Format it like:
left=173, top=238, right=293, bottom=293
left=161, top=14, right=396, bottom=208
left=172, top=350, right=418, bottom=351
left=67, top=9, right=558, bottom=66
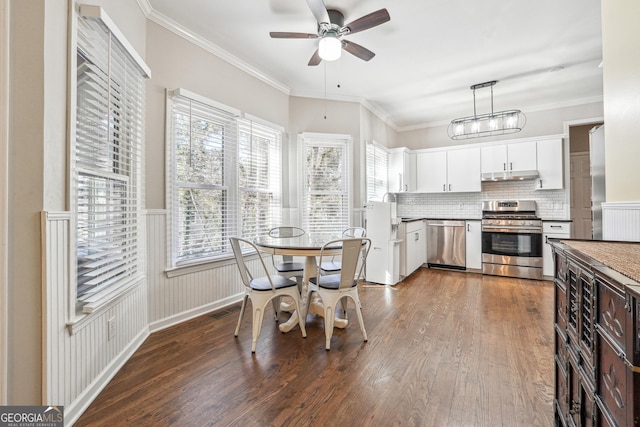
left=447, top=80, right=526, bottom=140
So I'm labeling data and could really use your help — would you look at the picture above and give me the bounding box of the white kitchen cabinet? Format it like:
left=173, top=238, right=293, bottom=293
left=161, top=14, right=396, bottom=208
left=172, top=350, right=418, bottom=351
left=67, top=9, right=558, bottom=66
left=535, top=138, right=563, bottom=190
left=415, top=147, right=480, bottom=193
left=465, top=220, right=482, bottom=270
left=388, top=148, right=416, bottom=192
left=542, top=221, right=571, bottom=277
left=481, top=141, right=537, bottom=174
left=400, top=220, right=426, bottom=277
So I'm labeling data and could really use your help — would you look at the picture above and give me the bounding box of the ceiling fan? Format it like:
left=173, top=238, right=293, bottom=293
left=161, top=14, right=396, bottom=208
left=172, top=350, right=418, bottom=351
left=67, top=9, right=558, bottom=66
left=269, top=0, right=390, bottom=66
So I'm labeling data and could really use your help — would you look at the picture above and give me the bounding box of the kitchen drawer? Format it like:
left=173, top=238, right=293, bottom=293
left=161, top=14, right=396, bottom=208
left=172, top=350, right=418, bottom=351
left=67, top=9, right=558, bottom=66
left=405, top=219, right=424, bottom=234
left=544, top=222, right=571, bottom=234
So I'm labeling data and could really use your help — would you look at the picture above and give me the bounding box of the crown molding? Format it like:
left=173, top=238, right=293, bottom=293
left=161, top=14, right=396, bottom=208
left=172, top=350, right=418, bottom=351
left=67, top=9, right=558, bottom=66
left=395, top=95, right=604, bottom=133
left=139, top=1, right=291, bottom=95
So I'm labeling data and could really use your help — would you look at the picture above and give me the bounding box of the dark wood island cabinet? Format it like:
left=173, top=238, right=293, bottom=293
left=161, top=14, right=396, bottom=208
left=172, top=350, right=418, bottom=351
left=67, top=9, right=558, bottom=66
left=550, top=239, right=640, bottom=427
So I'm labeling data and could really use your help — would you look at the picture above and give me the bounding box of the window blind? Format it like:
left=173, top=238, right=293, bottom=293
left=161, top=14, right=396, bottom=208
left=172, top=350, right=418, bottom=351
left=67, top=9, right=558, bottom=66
left=238, top=119, right=282, bottom=241
left=366, top=143, right=389, bottom=202
left=167, top=90, right=282, bottom=265
left=75, top=13, right=147, bottom=312
left=169, top=95, right=238, bottom=263
left=302, top=138, right=350, bottom=234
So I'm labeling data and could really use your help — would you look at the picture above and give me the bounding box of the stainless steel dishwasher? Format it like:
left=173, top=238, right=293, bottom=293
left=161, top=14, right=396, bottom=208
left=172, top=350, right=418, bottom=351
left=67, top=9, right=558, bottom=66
left=426, top=220, right=466, bottom=270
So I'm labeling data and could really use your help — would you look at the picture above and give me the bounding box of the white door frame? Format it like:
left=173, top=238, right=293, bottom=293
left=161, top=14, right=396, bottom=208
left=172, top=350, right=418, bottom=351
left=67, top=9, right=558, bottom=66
left=0, top=0, right=9, bottom=405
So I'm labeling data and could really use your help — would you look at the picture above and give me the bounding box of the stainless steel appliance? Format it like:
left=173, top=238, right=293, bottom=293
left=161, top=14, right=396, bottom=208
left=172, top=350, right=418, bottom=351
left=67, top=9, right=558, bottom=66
left=481, top=200, right=543, bottom=279
left=589, top=125, right=606, bottom=240
left=426, top=220, right=466, bottom=270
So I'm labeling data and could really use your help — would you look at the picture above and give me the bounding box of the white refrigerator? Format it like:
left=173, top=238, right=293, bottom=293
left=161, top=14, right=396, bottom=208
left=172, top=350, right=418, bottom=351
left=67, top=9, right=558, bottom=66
left=365, top=201, right=402, bottom=285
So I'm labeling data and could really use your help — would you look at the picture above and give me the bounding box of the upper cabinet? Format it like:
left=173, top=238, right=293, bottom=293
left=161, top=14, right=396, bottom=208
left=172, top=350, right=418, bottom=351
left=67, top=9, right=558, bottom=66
left=481, top=141, right=537, bottom=174
left=389, top=148, right=416, bottom=192
left=416, top=147, right=481, bottom=193
left=535, top=138, right=563, bottom=190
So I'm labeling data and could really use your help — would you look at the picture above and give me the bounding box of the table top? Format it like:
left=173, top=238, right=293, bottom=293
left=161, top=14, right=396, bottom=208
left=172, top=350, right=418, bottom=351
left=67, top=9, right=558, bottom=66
left=254, top=233, right=345, bottom=252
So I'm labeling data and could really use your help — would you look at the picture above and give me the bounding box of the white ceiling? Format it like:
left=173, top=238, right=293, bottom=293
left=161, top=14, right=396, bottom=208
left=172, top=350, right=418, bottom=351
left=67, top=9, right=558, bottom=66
left=145, top=0, right=603, bottom=131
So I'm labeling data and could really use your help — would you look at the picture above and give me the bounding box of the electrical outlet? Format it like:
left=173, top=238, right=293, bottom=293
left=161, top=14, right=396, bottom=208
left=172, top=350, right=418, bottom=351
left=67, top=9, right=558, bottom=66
left=108, top=317, right=116, bottom=341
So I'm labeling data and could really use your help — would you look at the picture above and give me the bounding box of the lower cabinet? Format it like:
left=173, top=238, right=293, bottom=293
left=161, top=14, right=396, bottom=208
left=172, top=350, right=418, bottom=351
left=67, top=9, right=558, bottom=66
left=465, top=220, right=482, bottom=270
left=543, top=221, right=571, bottom=277
left=552, top=240, right=640, bottom=427
left=399, top=220, right=426, bottom=278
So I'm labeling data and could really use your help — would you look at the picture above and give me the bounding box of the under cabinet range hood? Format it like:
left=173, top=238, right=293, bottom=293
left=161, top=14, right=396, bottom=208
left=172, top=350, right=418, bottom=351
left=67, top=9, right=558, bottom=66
left=481, top=169, right=539, bottom=182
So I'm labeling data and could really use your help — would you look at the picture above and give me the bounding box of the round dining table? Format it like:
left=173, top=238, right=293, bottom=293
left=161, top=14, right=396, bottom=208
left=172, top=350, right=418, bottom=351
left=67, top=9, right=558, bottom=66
left=254, top=233, right=348, bottom=333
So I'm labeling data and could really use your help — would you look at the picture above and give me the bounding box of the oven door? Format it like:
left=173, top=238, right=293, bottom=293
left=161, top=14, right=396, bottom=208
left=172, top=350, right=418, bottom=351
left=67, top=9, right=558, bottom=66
left=482, top=229, right=543, bottom=259
left=481, top=228, right=543, bottom=281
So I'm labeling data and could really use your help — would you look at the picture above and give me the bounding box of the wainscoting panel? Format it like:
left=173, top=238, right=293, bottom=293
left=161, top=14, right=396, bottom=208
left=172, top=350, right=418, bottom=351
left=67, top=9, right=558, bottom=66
left=146, top=211, right=244, bottom=332
left=42, top=212, right=149, bottom=425
left=602, top=202, right=640, bottom=242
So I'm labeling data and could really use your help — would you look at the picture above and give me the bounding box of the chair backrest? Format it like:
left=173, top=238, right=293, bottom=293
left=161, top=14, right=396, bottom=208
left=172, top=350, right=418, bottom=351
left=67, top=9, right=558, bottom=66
left=317, top=238, right=371, bottom=289
left=342, top=227, right=366, bottom=238
left=269, top=226, right=305, bottom=238
left=229, top=237, right=274, bottom=290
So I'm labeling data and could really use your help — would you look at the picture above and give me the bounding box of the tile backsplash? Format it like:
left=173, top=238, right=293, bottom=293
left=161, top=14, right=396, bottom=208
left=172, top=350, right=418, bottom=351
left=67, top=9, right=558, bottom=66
left=395, top=180, right=568, bottom=220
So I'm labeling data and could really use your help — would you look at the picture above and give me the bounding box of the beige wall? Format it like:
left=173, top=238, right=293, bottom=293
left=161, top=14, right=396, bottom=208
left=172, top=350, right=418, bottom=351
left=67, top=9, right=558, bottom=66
left=601, top=0, right=640, bottom=202
left=6, top=0, right=147, bottom=404
left=144, top=21, right=290, bottom=209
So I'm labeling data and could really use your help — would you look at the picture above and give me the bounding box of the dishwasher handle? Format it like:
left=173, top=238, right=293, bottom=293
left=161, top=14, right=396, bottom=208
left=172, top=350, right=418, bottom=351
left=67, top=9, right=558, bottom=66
left=427, top=220, right=465, bottom=227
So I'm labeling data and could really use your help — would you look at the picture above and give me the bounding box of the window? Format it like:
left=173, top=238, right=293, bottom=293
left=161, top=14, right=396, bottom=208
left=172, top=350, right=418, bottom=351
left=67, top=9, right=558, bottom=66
left=74, top=7, right=150, bottom=313
left=366, top=142, right=389, bottom=202
left=167, top=89, right=282, bottom=266
left=301, top=135, right=351, bottom=234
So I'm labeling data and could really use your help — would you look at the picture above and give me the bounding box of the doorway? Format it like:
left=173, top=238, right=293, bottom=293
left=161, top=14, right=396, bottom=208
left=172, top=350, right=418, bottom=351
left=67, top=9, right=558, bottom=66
left=568, top=123, right=603, bottom=239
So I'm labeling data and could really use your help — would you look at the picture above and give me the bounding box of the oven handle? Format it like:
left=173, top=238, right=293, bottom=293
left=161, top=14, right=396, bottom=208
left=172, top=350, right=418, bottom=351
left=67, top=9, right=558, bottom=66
left=481, top=226, right=542, bottom=234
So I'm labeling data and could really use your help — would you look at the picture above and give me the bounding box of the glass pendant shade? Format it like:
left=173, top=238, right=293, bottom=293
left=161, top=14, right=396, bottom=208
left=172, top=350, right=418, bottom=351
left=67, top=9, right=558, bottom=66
left=318, top=34, right=341, bottom=61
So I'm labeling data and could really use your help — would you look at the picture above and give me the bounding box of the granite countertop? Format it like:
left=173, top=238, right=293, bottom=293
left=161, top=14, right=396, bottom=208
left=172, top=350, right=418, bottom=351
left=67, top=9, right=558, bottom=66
left=542, top=219, right=573, bottom=222
left=560, top=239, right=640, bottom=284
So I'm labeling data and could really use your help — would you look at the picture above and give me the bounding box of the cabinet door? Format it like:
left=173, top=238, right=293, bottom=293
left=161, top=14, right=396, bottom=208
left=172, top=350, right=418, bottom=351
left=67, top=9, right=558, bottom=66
left=507, top=141, right=537, bottom=171
left=543, top=222, right=571, bottom=277
left=406, top=225, right=425, bottom=274
left=465, top=220, right=482, bottom=269
left=481, top=144, right=508, bottom=174
left=448, top=147, right=481, bottom=192
left=416, top=151, right=447, bottom=193
left=389, top=150, right=416, bottom=192
left=536, top=139, right=563, bottom=190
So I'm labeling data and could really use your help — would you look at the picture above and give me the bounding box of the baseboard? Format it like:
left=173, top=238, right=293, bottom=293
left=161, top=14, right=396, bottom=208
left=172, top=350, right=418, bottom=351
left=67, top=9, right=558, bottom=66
left=64, top=328, right=149, bottom=426
left=148, top=293, right=243, bottom=333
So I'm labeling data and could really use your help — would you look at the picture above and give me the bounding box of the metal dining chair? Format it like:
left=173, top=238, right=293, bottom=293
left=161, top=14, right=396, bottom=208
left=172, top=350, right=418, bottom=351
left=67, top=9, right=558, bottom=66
left=229, top=237, right=307, bottom=353
left=268, top=226, right=305, bottom=286
left=307, top=237, right=371, bottom=350
left=319, top=227, right=367, bottom=274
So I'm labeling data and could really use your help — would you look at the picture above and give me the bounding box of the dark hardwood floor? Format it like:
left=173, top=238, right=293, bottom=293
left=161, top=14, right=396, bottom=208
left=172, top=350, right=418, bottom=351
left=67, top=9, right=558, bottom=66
left=75, top=268, right=554, bottom=426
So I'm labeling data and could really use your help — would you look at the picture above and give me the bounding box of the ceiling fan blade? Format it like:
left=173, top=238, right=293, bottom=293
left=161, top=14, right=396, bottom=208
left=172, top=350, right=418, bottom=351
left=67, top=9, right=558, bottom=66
left=270, top=32, right=318, bottom=39
left=342, top=40, right=375, bottom=61
left=308, top=49, right=322, bottom=66
left=306, top=0, right=330, bottom=24
left=344, top=8, right=390, bottom=35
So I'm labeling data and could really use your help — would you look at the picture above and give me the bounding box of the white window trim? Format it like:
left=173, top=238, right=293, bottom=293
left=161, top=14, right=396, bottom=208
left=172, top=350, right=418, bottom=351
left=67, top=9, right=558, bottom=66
left=298, top=132, right=353, bottom=233
left=67, top=4, right=150, bottom=322
left=165, top=88, right=283, bottom=271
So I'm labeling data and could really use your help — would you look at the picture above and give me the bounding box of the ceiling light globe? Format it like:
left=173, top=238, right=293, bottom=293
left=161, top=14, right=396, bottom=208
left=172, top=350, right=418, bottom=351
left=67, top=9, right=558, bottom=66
left=319, top=35, right=342, bottom=61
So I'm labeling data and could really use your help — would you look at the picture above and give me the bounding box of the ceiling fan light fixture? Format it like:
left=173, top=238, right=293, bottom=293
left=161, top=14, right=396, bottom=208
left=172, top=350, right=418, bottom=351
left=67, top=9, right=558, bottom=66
left=318, top=33, right=342, bottom=61
left=447, top=80, right=526, bottom=140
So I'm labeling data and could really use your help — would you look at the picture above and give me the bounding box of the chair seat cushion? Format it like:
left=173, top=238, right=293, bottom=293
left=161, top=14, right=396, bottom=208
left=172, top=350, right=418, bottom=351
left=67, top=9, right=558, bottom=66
left=309, top=275, right=357, bottom=290
left=250, top=275, right=297, bottom=291
left=275, top=262, right=304, bottom=273
left=320, top=261, right=342, bottom=272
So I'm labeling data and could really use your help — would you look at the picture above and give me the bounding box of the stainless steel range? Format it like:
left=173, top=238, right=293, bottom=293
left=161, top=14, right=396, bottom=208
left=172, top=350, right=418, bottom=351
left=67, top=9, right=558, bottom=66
left=481, top=200, right=543, bottom=280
